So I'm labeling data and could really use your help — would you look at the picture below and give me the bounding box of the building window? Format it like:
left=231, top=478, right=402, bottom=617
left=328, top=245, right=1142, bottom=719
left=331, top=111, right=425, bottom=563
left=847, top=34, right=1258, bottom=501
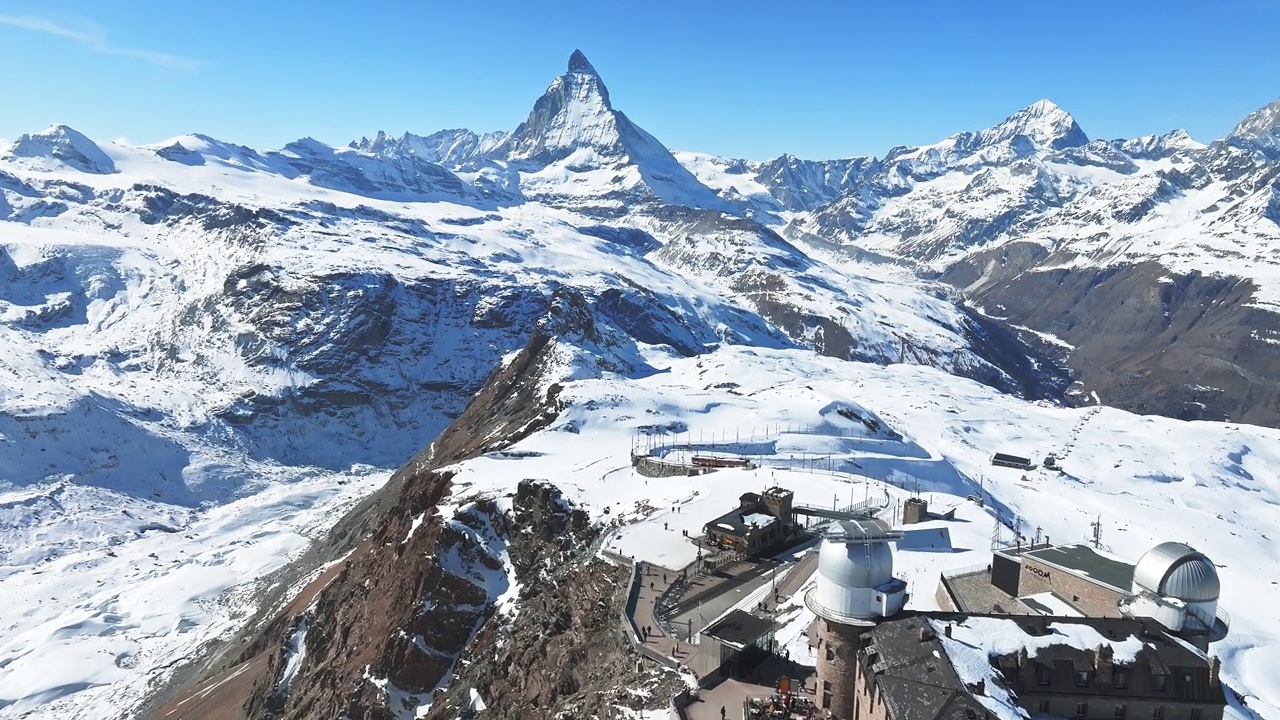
left=1076, top=702, right=1089, bottom=718
left=1152, top=673, right=1169, bottom=691
left=1038, top=701, right=1051, bottom=715
left=1114, top=705, right=1126, bottom=720
left=1153, top=707, right=1164, bottom=720
left=826, top=645, right=834, bottom=661
left=1113, top=669, right=1129, bottom=689
left=1036, top=663, right=1051, bottom=685
left=1075, top=670, right=1092, bottom=687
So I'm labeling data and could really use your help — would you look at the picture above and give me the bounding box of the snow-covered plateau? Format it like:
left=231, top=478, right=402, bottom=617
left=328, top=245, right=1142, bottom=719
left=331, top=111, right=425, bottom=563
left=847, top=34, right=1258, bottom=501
left=1, top=50, right=1278, bottom=718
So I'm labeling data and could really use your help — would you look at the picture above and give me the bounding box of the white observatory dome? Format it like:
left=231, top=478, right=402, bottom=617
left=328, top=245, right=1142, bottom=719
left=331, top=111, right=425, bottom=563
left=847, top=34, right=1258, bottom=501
left=806, top=538, right=897, bottom=623
left=817, top=537, right=894, bottom=588
left=1132, top=542, right=1220, bottom=602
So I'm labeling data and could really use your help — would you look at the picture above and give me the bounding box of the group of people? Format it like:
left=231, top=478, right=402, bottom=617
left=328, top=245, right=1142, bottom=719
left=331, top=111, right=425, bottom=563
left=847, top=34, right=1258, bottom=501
left=745, top=694, right=817, bottom=719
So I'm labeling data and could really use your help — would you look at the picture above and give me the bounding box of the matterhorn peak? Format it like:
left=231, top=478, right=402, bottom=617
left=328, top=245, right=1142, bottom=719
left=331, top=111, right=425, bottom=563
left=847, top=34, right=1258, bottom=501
left=495, top=50, right=619, bottom=163
left=567, top=49, right=598, bottom=76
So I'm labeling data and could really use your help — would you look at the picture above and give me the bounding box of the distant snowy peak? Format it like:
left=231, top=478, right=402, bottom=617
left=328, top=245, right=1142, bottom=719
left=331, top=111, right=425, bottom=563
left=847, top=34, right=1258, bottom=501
left=974, top=99, right=1088, bottom=153
left=495, top=49, right=622, bottom=164
left=1116, top=128, right=1204, bottom=159
left=486, top=50, right=734, bottom=213
left=150, top=133, right=274, bottom=170
left=5, top=125, right=117, bottom=174
left=1229, top=96, right=1280, bottom=140
left=350, top=128, right=509, bottom=167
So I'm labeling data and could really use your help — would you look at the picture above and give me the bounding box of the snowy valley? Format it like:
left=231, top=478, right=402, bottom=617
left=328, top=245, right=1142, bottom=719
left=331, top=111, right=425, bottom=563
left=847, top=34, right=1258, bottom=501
left=0, top=50, right=1278, bottom=720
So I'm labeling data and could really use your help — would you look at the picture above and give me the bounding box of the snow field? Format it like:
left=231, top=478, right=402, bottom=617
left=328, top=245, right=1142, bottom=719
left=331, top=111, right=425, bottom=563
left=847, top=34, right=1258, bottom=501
left=438, top=346, right=1280, bottom=719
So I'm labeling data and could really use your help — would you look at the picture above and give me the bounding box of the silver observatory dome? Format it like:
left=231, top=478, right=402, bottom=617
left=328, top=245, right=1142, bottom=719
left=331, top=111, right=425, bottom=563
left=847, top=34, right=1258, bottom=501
left=816, top=537, right=895, bottom=590
left=1132, top=542, right=1220, bottom=602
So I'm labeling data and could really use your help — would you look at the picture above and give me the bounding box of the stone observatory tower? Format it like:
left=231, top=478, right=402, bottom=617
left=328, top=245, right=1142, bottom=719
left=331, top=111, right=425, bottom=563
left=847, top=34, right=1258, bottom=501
left=804, top=518, right=907, bottom=719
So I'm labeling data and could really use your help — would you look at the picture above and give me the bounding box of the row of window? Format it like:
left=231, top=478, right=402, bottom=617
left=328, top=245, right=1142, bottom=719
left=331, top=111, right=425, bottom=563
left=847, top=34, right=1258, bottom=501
left=1036, top=701, right=1202, bottom=720
left=1034, top=664, right=1169, bottom=690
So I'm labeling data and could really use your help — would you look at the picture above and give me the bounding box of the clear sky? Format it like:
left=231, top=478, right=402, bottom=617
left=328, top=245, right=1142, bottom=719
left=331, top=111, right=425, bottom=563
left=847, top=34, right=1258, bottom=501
left=1, top=1, right=1277, bottom=160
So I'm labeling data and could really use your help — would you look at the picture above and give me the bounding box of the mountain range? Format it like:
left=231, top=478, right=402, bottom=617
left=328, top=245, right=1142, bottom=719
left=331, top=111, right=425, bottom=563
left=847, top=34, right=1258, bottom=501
left=1, top=50, right=1279, bottom=720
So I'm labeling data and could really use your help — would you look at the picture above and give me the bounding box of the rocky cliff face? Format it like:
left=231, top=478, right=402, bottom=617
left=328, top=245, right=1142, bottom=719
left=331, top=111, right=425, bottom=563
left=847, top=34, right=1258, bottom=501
left=422, top=481, right=682, bottom=720
left=943, top=250, right=1280, bottom=423
left=147, top=319, right=585, bottom=719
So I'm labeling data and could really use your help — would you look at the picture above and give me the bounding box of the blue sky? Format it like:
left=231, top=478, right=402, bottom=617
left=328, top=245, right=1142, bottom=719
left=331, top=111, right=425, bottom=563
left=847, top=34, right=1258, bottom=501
left=1, top=1, right=1277, bottom=160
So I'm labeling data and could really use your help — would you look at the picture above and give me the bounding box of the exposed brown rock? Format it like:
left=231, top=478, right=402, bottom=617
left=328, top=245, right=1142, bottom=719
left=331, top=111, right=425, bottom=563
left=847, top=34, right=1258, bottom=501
left=943, top=248, right=1280, bottom=425
left=424, top=483, right=682, bottom=720
left=149, top=325, right=575, bottom=719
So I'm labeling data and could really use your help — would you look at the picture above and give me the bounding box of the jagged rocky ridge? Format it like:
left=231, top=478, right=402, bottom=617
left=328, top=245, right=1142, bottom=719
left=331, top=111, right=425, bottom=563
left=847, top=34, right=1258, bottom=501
left=144, top=303, right=647, bottom=719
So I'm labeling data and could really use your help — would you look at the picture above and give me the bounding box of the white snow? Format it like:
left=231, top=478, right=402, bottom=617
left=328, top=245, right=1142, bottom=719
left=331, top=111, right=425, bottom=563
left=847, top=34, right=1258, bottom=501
left=424, top=345, right=1280, bottom=718
left=0, top=71, right=1277, bottom=720
left=274, top=612, right=310, bottom=696
left=1020, top=591, right=1085, bottom=617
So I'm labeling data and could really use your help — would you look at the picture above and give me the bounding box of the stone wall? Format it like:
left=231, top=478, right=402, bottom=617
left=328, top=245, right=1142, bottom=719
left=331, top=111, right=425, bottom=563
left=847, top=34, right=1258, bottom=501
left=851, top=650, right=892, bottom=720
left=816, top=619, right=863, bottom=719
left=1023, top=695, right=1223, bottom=720
left=632, top=455, right=709, bottom=478
left=1017, top=556, right=1125, bottom=617
left=935, top=576, right=960, bottom=612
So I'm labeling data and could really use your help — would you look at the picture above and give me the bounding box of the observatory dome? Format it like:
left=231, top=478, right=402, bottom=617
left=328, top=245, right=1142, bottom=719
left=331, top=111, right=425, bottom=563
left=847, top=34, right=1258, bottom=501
left=1132, top=542, right=1220, bottom=602
left=805, top=537, right=899, bottom=624
left=817, top=537, right=894, bottom=589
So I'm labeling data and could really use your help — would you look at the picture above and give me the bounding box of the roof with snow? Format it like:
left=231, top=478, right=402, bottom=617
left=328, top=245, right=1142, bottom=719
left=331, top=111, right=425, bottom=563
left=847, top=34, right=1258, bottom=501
left=861, top=617, right=1014, bottom=720
left=704, top=505, right=779, bottom=538
left=863, top=614, right=1225, bottom=720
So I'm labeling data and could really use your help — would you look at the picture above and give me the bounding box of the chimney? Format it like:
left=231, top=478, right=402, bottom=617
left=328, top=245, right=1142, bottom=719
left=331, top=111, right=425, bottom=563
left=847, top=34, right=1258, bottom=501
left=1210, top=656, right=1221, bottom=687
left=972, top=679, right=986, bottom=696
left=919, top=626, right=936, bottom=642
left=1093, top=644, right=1115, bottom=683
left=944, top=624, right=952, bottom=638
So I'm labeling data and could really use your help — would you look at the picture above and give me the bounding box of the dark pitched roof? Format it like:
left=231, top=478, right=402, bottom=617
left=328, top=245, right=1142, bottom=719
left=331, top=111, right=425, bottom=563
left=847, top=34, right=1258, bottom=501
left=864, top=613, right=1227, bottom=720
left=863, top=619, right=999, bottom=720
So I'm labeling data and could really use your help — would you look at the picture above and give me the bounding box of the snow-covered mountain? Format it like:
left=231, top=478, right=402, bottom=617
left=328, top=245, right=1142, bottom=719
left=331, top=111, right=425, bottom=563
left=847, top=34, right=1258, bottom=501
left=0, top=51, right=1073, bottom=718
left=0, top=50, right=1277, bottom=720
left=3, top=125, right=118, bottom=175
left=1229, top=97, right=1280, bottom=155
left=679, top=96, right=1280, bottom=426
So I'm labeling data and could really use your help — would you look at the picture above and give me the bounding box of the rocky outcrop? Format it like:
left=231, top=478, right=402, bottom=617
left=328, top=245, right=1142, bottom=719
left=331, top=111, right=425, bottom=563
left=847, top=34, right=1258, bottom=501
left=424, top=483, right=683, bottom=720
left=145, top=310, right=600, bottom=719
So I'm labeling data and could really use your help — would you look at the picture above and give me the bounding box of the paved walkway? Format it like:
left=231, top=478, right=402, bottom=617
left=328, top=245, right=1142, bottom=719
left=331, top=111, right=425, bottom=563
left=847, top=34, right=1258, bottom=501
left=633, top=561, right=700, bottom=665
left=623, top=546, right=825, bottom=720
left=684, top=680, right=776, bottom=720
